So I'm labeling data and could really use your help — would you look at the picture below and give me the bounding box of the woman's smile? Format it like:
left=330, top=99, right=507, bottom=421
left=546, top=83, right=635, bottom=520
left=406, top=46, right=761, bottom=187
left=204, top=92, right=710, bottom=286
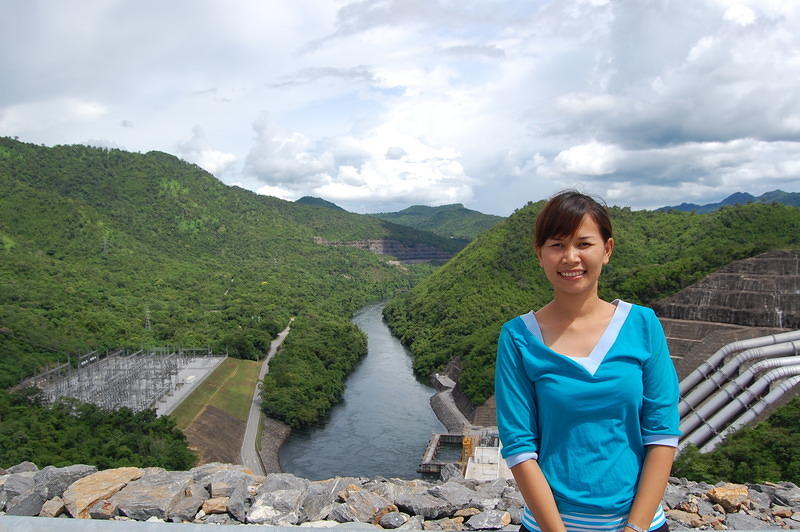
left=558, top=269, right=587, bottom=279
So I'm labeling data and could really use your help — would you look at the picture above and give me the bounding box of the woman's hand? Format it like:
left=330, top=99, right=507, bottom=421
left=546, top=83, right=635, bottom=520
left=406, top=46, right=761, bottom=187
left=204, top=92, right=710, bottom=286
left=511, top=459, right=568, bottom=532
left=626, top=445, right=676, bottom=530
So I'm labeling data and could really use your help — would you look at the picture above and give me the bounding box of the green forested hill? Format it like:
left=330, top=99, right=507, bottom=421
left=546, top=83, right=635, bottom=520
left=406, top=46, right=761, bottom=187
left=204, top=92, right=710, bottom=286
left=384, top=200, right=800, bottom=405
left=295, top=195, right=347, bottom=211
left=370, top=203, right=504, bottom=241
left=0, top=137, right=443, bottom=466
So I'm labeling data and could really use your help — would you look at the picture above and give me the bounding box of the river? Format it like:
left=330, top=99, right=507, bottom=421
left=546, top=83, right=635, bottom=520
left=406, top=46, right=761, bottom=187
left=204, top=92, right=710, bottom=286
left=278, top=302, right=445, bottom=479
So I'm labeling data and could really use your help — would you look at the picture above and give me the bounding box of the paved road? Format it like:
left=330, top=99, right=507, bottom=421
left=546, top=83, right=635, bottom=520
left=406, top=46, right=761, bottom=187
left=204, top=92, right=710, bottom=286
left=155, top=356, right=226, bottom=417
left=240, top=318, right=294, bottom=475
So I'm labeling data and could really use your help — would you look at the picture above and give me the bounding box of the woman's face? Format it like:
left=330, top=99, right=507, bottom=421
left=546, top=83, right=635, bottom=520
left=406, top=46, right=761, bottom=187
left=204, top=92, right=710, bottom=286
left=535, top=214, right=614, bottom=296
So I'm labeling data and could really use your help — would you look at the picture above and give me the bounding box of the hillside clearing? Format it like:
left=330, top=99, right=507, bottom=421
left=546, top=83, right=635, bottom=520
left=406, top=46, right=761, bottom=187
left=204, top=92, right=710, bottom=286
left=170, top=357, right=261, bottom=430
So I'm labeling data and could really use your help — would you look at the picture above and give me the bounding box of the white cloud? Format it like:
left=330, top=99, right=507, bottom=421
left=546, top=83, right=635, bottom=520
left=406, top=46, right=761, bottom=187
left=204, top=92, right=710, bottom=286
left=177, top=126, right=237, bottom=176
left=554, top=142, right=623, bottom=175
left=0, top=97, right=108, bottom=135
left=2, top=0, right=800, bottom=214
left=722, top=4, right=756, bottom=26
left=244, top=115, right=474, bottom=208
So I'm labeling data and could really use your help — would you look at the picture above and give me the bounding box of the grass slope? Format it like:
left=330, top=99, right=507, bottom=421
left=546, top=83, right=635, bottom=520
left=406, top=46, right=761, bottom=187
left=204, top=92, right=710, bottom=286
left=171, top=357, right=261, bottom=430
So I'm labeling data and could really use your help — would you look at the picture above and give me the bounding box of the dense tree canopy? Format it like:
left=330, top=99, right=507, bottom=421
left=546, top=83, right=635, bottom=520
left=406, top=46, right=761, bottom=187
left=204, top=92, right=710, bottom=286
left=0, top=137, right=438, bottom=466
left=0, top=389, right=195, bottom=470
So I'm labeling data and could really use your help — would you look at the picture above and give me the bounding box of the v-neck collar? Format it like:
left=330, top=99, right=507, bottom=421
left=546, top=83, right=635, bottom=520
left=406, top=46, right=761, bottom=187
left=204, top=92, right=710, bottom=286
left=520, top=299, right=632, bottom=376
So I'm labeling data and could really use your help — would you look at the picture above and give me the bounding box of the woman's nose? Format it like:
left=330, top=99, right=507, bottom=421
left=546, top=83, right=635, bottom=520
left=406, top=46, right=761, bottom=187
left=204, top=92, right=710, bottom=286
left=562, top=246, right=579, bottom=263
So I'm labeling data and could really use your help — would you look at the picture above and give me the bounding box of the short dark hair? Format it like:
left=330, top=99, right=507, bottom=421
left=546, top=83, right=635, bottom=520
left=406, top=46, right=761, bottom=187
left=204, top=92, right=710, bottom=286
left=534, top=190, right=612, bottom=249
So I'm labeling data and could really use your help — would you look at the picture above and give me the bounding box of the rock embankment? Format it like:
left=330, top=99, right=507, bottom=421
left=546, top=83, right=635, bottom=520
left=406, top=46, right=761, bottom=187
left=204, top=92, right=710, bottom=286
left=1, top=460, right=799, bottom=529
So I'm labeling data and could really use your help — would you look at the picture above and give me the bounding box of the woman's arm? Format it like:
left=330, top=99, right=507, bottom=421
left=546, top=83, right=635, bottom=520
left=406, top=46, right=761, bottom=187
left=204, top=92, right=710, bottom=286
left=625, top=445, right=676, bottom=530
left=511, top=459, right=567, bottom=532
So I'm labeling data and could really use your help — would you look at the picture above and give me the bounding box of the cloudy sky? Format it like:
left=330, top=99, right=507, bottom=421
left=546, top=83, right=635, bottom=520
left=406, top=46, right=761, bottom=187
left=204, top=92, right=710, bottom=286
left=2, top=0, right=799, bottom=215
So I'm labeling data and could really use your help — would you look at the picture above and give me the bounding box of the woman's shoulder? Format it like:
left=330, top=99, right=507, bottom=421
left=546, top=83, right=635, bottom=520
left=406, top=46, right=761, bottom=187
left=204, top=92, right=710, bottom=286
left=617, top=300, right=659, bottom=320
left=501, top=312, right=533, bottom=332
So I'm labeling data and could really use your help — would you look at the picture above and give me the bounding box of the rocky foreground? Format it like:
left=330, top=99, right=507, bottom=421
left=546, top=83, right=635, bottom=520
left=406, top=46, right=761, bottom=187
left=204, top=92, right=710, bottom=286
left=1, top=461, right=799, bottom=529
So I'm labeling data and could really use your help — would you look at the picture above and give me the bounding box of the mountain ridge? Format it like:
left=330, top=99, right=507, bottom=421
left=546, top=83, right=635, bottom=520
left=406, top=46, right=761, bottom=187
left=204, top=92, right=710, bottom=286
left=658, top=189, right=800, bottom=213
left=369, top=203, right=505, bottom=241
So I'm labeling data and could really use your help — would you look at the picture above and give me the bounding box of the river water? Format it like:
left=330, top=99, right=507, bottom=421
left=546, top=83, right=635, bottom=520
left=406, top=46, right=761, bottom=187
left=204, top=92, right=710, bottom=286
left=279, top=302, right=445, bottom=479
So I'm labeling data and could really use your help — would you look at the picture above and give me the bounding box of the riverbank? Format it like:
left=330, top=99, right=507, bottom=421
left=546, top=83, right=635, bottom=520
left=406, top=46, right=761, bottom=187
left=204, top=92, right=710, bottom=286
left=257, top=414, right=290, bottom=474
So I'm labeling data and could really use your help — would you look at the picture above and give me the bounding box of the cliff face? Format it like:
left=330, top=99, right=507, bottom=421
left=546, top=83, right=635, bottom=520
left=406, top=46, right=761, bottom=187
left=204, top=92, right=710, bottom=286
left=314, top=237, right=454, bottom=263
left=654, top=250, right=800, bottom=329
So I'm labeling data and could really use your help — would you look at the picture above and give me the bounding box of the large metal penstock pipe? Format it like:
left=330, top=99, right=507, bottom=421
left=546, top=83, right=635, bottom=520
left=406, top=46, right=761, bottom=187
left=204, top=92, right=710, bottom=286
left=679, top=365, right=800, bottom=451
left=679, top=330, right=800, bottom=397
left=699, top=375, right=800, bottom=453
left=679, top=354, right=800, bottom=435
left=679, top=339, right=800, bottom=417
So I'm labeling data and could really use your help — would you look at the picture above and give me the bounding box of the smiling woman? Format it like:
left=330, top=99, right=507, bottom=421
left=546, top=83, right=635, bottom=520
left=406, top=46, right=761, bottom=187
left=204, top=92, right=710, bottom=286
left=495, top=190, right=681, bottom=532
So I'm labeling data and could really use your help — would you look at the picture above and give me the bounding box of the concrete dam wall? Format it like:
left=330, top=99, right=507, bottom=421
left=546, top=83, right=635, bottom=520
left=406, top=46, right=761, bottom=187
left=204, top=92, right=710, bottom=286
left=654, top=250, right=800, bottom=329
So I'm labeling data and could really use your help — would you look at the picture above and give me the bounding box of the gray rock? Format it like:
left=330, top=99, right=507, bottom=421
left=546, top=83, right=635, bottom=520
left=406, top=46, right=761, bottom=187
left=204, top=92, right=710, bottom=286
left=664, top=520, right=693, bottom=531
left=226, top=477, right=250, bottom=523
left=465, top=510, right=511, bottom=530
left=2, top=472, right=35, bottom=500
left=203, top=469, right=251, bottom=498
left=395, top=491, right=453, bottom=520
left=394, top=478, right=434, bottom=494
left=333, top=522, right=377, bottom=529
left=38, top=496, right=65, bottom=518
left=696, top=498, right=716, bottom=516
left=204, top=512, right=237, bottom=524
left=33, top=464, right=97, bottom=500
left=188, top=462, right=254, bottom=482
left=398, top=515, right=425, bottom=529
left=749, top=482, right=777, bottom=501
left=168, top=481, right=209, bottom=523
left=441, top=463, right=464, bottom=483
left=506, top=506, right=522, bottom=525
left=494, top=493, right=523, bottom=525
left=5, top=490, right=46, bottom=515
left=475, top=480, right=508, bottom=500
left=381, top=511, right=411, bottom=529
left=329, top=502, right=361, bottom=523
left=258, top=472, right=310, bottom=494
left=89, top=499, right=118, bottom=519
left=725, top=511, right=774, bottom=529
left=303, top=478, right=360, bottom=522
left=110, top=469, right=193, bottom=521
left=776, top=485, right=800, bottom=510
left=367, top=480, right=401, bottom=503
left=328, top=489, right=393, bottom=523
left=428, top=482, right=479, bottom=511
left=7, top=461, right=39, bottom=474
left=498, top=488, right=525, bottom=510
left=248, top=488, right=305, bottom=524
left=748, top=487, right=772, bottom=510
left=662, top=483, right=685, bottom=509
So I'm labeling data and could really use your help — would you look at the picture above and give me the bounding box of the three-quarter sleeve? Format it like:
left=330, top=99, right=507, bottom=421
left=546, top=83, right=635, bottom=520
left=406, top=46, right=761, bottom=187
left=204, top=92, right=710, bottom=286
left=640, top=311, right=681, bottom=446
left=495, top=322, right=540, bottom=462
